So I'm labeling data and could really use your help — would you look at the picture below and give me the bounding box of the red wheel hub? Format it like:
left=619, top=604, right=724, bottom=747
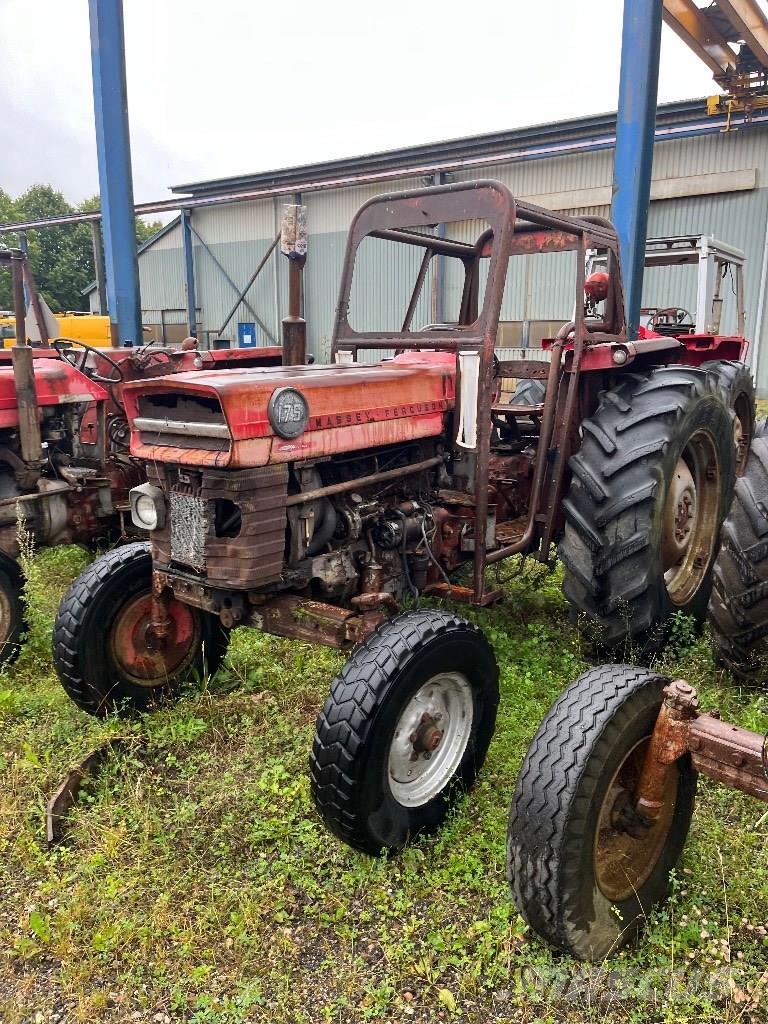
left=110, top=591, right=200, bottom=686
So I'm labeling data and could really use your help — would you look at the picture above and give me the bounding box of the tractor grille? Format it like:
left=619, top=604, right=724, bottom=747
left=170, top=492, right=208, bottom=569
left=149, top=463, right=289, bottom=588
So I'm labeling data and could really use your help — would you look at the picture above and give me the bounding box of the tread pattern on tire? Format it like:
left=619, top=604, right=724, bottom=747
left=310, top=609, right=493, bottom=851
left=701, top=358, right=755, bottom=473
left=708, top=435, right=768, bottom=680
left=508, top=663, right=670, bottom=956
left=510, top=377, right=546, bottom=406
left=52, top=542, right=151, bottom=715
left=559, top=366, right=730, bottom=649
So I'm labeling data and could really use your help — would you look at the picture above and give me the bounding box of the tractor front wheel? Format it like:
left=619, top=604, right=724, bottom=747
left=310, top=610, right=499, bottom=855
left=0, top=552, right=24, bottom=666
left=52, top=542, right=228, bottom=716
left=507, top=664, right=697, bottom=961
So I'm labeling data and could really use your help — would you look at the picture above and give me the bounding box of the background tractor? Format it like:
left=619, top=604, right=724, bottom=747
left=52, top=178, right=753, bottom=855
left=0, top=246, right=283, bottom=663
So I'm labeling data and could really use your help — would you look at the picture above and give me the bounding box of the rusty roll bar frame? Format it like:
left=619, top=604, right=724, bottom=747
left=330, top=179, right=627, bottom=605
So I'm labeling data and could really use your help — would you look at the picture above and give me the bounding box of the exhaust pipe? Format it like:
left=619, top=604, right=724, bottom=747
left=10, top=251, right=43, bottom=464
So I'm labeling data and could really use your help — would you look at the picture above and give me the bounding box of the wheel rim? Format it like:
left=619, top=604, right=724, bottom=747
left=733, top=395, right=752, bottom=475
left=661, top=429, right=720, bottom=606
left=594, top=737, right=679, bottom=902
left=387, top=672, right=474, bottom=808
left=109, top=590, right=201, bottom=688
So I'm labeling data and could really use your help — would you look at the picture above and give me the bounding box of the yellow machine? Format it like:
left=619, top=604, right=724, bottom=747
left=0, top=311, right=113, bottom=348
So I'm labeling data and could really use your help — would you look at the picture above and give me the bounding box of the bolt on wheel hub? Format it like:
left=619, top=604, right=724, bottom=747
left=662, top=431, right=720, bottom=606
left=388, top=672, right=473, bottom=808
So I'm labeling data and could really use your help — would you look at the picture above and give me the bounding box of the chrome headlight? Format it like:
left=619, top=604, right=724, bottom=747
left=130, top=482, right=166, bottom=531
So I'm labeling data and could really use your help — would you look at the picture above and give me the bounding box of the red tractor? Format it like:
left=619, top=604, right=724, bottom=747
left=0, top=247, right=283, bottom=663
left=52, top=180, right=753, bottom=854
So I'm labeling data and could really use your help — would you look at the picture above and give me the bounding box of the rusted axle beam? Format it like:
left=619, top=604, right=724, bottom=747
left=635, top=680, right=768, bottom=821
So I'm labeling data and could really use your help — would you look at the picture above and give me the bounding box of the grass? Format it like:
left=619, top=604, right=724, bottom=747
left=1, top=546, right=768, bottom=1024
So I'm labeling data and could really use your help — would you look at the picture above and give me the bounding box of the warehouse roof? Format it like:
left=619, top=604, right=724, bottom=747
left=171, top=98, right=757, bottom=199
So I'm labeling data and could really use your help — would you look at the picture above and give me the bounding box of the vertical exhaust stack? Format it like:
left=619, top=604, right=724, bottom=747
left=281, top=204, right=307, bottom=366
left=9, top=251, right=43, bottom=465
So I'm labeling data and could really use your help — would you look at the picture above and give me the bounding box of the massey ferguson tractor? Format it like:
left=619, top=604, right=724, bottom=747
left=51, top=179, right=753, bottom=855
left=508, top=434, right=768, bottom=960
left=0, top=246, right=282, bottom=664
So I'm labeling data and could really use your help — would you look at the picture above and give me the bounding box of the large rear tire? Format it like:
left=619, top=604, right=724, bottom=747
left=52, top=542, right=229, bottom=716
left=560, top=367, right=735, bottom=653
left=701, top=360, right=755, bottom=476
left=708, top=435, right=768, bottom=682
left=310, top=610, right=499, bottom=855
left=507, top=664, right=697, bottom=961
left=510, top=378, right=545, bottom=406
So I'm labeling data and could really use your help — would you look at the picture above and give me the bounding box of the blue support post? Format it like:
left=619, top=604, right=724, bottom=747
left=611, top=0, right=663, bottom=339
left=88, top=0, right=142, bottom=346
left=181, top=210, right=197, bottom=338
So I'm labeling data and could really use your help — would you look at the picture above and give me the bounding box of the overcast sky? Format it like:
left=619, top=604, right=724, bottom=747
left=1, top=1, right=722, bottom=210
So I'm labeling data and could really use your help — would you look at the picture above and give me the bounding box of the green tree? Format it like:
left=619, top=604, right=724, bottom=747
left=1, top=186, right=164, bottom=315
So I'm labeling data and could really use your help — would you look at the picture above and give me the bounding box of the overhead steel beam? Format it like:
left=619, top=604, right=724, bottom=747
left=714, top=0, right=768, bottom=67
left=663, top=0, right=737, bottom=74
left=88, top=0, right=142, bottom=346
left=613, top=0, right=664, bottom=338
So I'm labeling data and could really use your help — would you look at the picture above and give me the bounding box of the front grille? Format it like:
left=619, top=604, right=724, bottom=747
left=170, top=492, right=208, bottom=569
left=149, top=464, right=289, bottom=589
left=136, top=393, right=230, bottom=452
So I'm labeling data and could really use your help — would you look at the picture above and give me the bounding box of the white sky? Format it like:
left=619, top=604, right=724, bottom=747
left=0, top=1, right=727, bottom=208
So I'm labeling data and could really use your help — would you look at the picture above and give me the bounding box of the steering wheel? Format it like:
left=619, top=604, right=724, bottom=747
left=53, top=338, right=125, bottom=384
left=52, top=337, right=125, bottom=410
left=647, top=307, right=694, bottom=331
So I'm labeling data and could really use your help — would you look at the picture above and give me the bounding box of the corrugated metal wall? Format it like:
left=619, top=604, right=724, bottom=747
left=132, top=126, right=768, bottom=390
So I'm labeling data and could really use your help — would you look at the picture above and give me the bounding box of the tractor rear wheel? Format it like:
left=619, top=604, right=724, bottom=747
left=52, top=542, right=228, bottom=716
left=702, top=360, right=755, bottom=476
left=510, top=378, right=546, bottom=406
left=310, top=610, right=499, bottom=855
left=507, top=664, right=697, bottom=961
left=0, top=552, right=24, bottom=666
left=708, top=435, right=768, bottom=682
left=560, top=367, right=734, bottom=654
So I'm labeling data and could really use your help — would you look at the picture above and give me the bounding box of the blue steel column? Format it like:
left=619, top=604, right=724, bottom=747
left=611, top=0, right=663, bottom=339
left=88, top=0, right=142, bottom=346
left=181, top=210, right=197, bottom=338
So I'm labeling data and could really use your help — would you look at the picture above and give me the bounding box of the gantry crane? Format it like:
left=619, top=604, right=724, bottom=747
left=663, top=0, right=768, bottom=125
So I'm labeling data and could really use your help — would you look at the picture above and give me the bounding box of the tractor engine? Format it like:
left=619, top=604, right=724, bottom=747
left=122, top=353, right=531, bottom=644
left=0, top=354, right=141, bottom=557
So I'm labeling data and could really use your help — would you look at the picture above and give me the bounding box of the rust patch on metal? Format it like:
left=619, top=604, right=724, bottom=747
left=46, top=738, right=134, bottom=847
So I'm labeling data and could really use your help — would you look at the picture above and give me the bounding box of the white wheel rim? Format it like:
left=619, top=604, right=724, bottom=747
left=387, top=671, right=474, bottom=808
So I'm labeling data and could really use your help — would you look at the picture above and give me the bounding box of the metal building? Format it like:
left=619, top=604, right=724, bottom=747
left=85, top=98, right=768, bottom=391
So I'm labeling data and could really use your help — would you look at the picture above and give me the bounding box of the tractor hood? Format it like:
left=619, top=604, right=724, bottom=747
left=0, top=356, right=108, bottom=429
left=121, top=353, right=456, bottom=468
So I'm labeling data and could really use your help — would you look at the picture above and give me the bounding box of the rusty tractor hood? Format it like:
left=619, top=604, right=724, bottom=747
left=122, top=352, right=456, bottom=468
left=0, top=356, right=108, bottom=430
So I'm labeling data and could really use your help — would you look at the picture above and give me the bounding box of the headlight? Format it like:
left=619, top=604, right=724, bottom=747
left=129, top=483, right=166, bottom=531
